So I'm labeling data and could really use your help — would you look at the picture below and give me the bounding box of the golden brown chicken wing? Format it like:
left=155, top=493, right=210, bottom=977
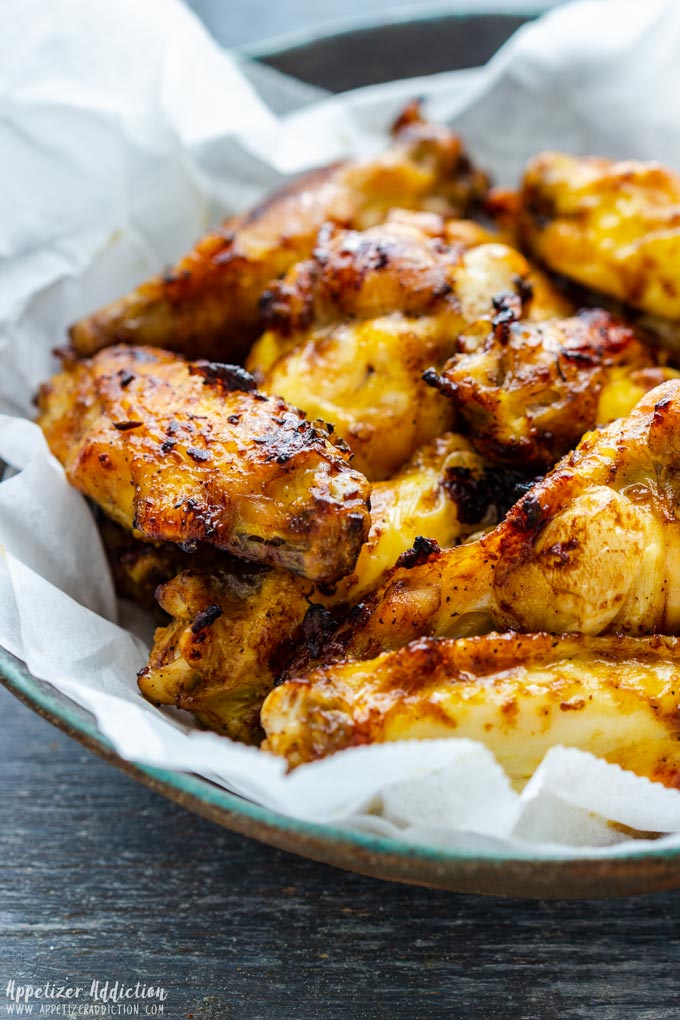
left=137, top=431, right=512, bottom=740
left=519, top=152, right=680, bottom=321
left=69, top=105, right=489, bottom=363
left=261, top=632, right=680, bottom=785
left=304, top=380, right=680, bottom=664
left=247, top=216, right=535, bottom=479
left=425, top=304, right=677, bottom=469
left=37, top=346, right=370, bottom=583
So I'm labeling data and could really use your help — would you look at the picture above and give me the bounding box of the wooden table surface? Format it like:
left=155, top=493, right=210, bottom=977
left=4, top=3, right=679, bottom=1017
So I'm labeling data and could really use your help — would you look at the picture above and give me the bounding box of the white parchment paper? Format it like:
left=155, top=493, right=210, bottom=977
left=2, top=0, right=680, bottom=857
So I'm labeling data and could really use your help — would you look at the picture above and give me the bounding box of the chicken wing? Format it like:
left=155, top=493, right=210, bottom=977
left=137, top=432, right=517, bottom=740
left=519, top=152, right=680, bottom=321
left=425, top=304, right=677, bottom=469
left=307, top=380, right=680, bottom=664
left=69, top=104, right=489, bottom=363
left=261, top=632, right=680, bottom=784
left=247, top=216, right=535, bottom=479
left=36, top=346, right=370, bottom=583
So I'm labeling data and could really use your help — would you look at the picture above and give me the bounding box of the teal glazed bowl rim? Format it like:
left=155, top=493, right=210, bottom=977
left=5, top=4, right=680, bottom=898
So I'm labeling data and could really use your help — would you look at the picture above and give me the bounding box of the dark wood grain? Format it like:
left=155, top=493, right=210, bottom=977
left=2, top=683, right=680, bottom=1020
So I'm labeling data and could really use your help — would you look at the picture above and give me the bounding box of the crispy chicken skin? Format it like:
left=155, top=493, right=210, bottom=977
left=444, top=189, right=577, bottom=321
left=519, top=152, right=680, bottom=321
left=261, top=632, right=680, bottom=784
left=36, top=346, right=370, bottom=583
left=68, top=105, right=489, bottom=362
left=248, top=216, right=535, bottom=479
left=138, top=432, right=506, bottom=739
left=425, top=304, right=677, bottom=469
left=308, top=380, right=680, bottom=663
left=394, top=207, right=575, bottom=321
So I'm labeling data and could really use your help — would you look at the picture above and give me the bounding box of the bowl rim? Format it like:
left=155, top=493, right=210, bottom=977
left=240, top=1, right=551, bottom=62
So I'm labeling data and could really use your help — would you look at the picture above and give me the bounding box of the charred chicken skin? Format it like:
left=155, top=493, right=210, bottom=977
left=68, top=105, right=488, bottom=363
left=97, top=517, right=205, bottom=612
left=261, top=632, right=680, bottom=785
left=519, top=152, right=680, bottom=322
left=139, top=562, right=316, bottom=742
left=425, top=303, right=677, bottom=469
left=305, top=380, right=680, bottom=664
left=36, top=346, right=370, bottom=584
left=97, top=517, right=238, bottom=615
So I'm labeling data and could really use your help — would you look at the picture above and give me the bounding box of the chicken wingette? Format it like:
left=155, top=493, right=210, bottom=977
left=425, top=304, right=677, bottom=469
left=261, top=632, right=680, bottom=786
left=36, top=345, right=370, bottom=584
left=69, top=104, right=488, bottom=362
left=519, top=152, right=680, bottom=322
left=138, top=432, right=522, bottom=740
left=300, top=380, right=680, bottom=665
left=247, top=216, right=538, bottom=479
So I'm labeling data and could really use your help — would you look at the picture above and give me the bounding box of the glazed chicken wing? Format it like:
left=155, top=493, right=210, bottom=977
left=425, top=303, right=677, bottom=469
left=37, top=346, right=370, bottom=583
left=261, top=632, right=680, bottom=784
left=519, top=152, right=680, bottom=322
left=69, top=104, right=488, bottom=363
left=247, top=216, right=535, bottom=479
left=138, top=432, right=517, bottom=740
left=307, top=380, right=680, bottom=664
